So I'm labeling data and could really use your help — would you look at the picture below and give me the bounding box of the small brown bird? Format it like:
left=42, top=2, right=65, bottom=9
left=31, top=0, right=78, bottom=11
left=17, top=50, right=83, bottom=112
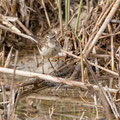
left=40, top=32, right=61, bottom=58
left=38, top=32, right=61, bottom=74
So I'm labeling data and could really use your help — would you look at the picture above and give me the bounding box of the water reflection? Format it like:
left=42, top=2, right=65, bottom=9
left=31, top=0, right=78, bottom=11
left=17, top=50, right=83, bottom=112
left=16, top=88, right=105, bottom=120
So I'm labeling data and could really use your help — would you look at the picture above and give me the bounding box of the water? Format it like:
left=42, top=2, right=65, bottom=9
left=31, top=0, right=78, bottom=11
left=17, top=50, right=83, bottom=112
left=16, top=88, right=105, bottom=120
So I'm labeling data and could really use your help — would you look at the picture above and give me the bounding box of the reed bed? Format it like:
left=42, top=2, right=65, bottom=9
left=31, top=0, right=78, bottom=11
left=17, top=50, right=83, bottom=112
left=0, top=0, right=120, bottom=119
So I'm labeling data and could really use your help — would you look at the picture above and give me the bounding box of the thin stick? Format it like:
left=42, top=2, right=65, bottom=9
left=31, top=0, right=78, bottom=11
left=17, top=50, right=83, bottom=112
left=58, top=0, right=63, bottom=35
left=108, top=24, right=114, bottom=70
left=0, top=24, right=38, bottom=44
left=100, top=31, right=120, bottom=39
left=93, top=47, right=99, bottom=74
left=16, top=19, right=33, bottom=35
left=41, top=0, right=51, bottom=27
left=68, top=9, right=78, bottom=25
left=4, top=47, right=13, bottom=68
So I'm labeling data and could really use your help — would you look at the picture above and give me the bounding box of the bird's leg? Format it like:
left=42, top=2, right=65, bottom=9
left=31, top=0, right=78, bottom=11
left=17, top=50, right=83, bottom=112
left=37, top=46, right=45, bottom=74
left=48, top=58, right=61, bottom=88
left=48, top=58, right=57, bottom=74
left=42, top=56, right=44, bottom=74
left=57, top=56, right=59, bottom=65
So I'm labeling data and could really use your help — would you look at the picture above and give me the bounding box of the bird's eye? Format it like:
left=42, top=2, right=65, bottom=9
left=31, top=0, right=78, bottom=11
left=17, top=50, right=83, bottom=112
left=46, top=36, right=49, bottom=39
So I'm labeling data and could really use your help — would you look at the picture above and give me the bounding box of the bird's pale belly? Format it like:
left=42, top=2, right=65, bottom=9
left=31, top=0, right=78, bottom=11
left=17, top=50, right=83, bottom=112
left=40, top=47, right=60, bottom=58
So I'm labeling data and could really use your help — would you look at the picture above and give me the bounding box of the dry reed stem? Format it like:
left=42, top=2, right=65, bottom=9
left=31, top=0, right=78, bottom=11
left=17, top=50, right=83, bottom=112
left=92, top=47, right=99, bottom=74
left=100, top=31, right=120, bottom=39
left=90, top=54, right=110, bottom=58
left=0, top=67, right=118, bottom=93
left=0, top=24, right=38, bottom=44
left=41, top=0, right=51, bottom=27
left=82, top=1, right=114, bottom=54
left=85, top=58, right=114, bottom=120
left=62, top=50, right=118, bottom=77
left=4, top=47, right=13, bottom=68
left=93, top=2, right=114, bottom=32
left=68, top=9, right=78, bottom=25
left=105, top=87, right=120, bottom=118
left=108, top=24, right=114, bottom=71
left=85, top=0, right=120, bottom=57
left=16, top=19, right=33, bottom=35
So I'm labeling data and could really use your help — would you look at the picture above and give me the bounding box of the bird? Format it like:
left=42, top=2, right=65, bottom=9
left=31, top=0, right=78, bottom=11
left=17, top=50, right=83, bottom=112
left=40, top=32, right=61, bottom=58
left=38, top=32, right=61, bottom=74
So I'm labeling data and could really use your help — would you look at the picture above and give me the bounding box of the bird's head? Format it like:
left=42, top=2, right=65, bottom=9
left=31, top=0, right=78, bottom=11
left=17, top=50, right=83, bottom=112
left=46, top=32, right=56, bottom=42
